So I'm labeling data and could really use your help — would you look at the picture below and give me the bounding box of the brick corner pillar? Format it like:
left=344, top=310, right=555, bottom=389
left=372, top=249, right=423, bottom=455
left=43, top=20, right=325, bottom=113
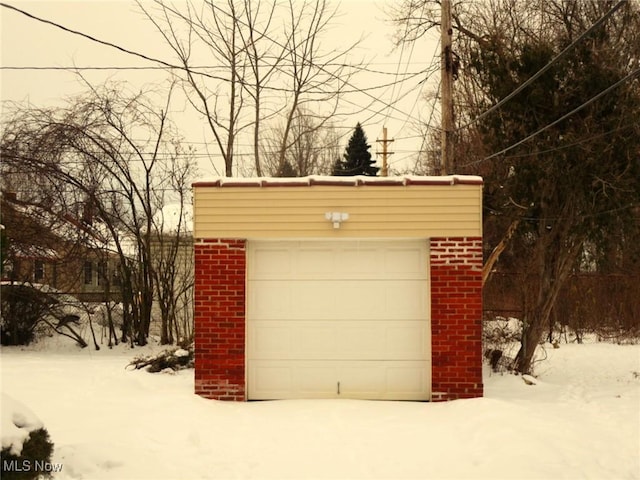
left=194, top=238, right=247, bottom=401
left=430, top=236, right=483, bottom=401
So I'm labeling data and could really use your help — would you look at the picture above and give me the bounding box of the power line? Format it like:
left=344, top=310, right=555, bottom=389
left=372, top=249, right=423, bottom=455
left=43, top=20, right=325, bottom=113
left=0, top=64, right=433, bottom=75
left=0, top=2, right=429, bottom=126
left=496, top=120, right=640, bottom=160
left=391, top=35, right=441, bottom=140
left=484, top=202, right=638, bottom=222
left=459, top=119, right=640, bottom=169
left=385, top=1, right=420, bottom=126
left=0, top=66, right=429, bottom=96
left=0, top=2, right=211, bottom=77
left=175, top=0, right=429, bottom=127
left=1, top=1, right=440, bottom=173
left=469, top=67, right=640, bottom=166
left=457, top=0, right=628, bottom=132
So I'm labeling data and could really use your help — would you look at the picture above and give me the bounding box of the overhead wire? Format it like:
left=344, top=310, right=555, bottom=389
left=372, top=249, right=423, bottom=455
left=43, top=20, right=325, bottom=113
left=384, top=8, right=413, bottom=126
left=5, top=1, right=634, bottom=175
left=464, top=66, right=640, bottom=167
left=496, top=119, right=640, bottom=160
left=178, top=0, right=429, bottom=128
left=0, top=64, right=430, bottom=75
left=0, top=2, right=428, bottom=112
left=389, top=37, right=442, bottom=171
left=456, top=0, right=629, bottom=133
left=484, top=202, right=637, bottom=223
left=388, top=0, right=432, bottom=139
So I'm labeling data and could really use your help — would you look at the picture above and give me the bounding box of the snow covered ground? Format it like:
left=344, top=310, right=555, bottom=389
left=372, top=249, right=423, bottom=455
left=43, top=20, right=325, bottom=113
left=1, top=338, right=639, bottom=480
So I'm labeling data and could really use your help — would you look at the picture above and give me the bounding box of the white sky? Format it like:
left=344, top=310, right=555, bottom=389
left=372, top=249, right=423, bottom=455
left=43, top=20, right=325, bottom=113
left=0, top=0, right=440, bottom=176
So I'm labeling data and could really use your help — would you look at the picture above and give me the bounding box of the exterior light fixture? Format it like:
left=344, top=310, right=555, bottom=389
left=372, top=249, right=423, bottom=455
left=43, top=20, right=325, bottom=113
left=325, top=211, right=349, bottom=229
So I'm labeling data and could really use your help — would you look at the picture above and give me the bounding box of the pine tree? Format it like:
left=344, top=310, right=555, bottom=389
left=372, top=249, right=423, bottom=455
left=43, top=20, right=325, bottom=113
left=274, top=160, right=297, bottom=177
left=332, top=123, right=378, bottom=176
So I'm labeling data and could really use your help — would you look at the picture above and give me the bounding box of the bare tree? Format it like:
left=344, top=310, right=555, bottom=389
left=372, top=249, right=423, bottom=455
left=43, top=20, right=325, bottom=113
left=140, top=0, right=357, bottom=177
left=272, top=0, right=352, bottom=173
left=262, top=107, right=341, bottom=176
left=392, top=0, right=640, bottom=373
left=236, top=1, right=286, bottom=176
left=1, top=82, right=196, bottom=347
left=150, top=157, right=195, bottom=345
left=140, top=0, right=249, bottom=176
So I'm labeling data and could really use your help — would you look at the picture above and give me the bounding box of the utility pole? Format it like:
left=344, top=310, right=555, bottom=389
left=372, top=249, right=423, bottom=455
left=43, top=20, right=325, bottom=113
left=441, top=0, right=454, bottom=175
left=376, top=126, right=394, bottom=177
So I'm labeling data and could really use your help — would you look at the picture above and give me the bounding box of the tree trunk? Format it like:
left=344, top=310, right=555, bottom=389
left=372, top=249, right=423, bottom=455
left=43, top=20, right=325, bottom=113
left=514, top=230, right=585, bottom=373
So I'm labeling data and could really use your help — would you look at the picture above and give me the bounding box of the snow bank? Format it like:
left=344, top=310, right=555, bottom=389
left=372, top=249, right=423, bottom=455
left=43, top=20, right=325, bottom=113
left=1, top=340, right=638, bottom=479
left=1, top=393, right=44, bottom=456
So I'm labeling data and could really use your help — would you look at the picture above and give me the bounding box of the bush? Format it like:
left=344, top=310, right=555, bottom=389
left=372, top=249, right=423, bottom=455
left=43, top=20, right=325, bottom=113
left=128, top=343, right=194, bottom=373
left=1, top=282, right=89, bottom=347
left=1, top=394, right=55, bottom=480
left=0, top=428, right=55, bottom=480
left=0, top=284, right=52, bottom=345
left=483, top=317, right=521, bottom=373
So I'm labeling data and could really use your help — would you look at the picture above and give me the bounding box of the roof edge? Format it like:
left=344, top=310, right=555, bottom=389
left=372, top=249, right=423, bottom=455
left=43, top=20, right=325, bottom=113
left=193, top=175, right=483, bottom=188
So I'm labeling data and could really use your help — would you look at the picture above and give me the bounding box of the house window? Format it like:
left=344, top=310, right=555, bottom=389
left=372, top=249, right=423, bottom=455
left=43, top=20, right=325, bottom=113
left=97, top=261, right=107, bottom=286
left=34, top=260, right=45, bottom=282
left=111, top=269, right=121, bottom=286
left=84, top=261, right=93, bottom=285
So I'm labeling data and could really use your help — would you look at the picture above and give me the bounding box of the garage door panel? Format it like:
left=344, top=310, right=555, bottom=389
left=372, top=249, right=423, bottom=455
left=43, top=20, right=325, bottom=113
left=384, top=366, right=430, bottom=395
left=252, top=246, right=293, bottom=277
left=251, top=365, right=292, bottom=393
left=249, top=360, right=430, bottom=400
left=250, top=280, right=426, bottom=320
left=340, top=247, right=380, bottom=275
left=249, top=325, right=292, bottom=356
left=249, top=241, right=428, bottom=280
left=381, top=280, right=427, bottom=317
left=384, top=246, right=428, bottom=276
left=297, top=247, right=336, bottom=274
left=250, top=320, right=428, bottom=360
left=251, top=282, right=292, bottom=318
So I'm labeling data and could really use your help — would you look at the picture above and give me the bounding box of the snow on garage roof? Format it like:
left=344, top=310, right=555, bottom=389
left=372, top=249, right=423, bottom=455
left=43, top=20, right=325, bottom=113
left=192, top=175, right=483, bottom=188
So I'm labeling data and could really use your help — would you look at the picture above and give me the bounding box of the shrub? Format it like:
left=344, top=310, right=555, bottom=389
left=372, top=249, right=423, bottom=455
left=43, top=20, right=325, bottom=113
left=128, top=343, right=195, bottom=373
left=483, top=317, right=521, bottom=373
left=1, top=283, right=89, bottom=347
left=0, top=284, right=52, bottom=345
left=1, top=428, right=55, bottom=480
left=1, top=394, right=55, bottom=480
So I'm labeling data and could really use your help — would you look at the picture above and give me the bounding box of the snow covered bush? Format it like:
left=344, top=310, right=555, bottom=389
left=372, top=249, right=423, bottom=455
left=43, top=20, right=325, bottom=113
left=483, top=317, right=522, bottom=372
left=0, top=283, right=88, bottom=347
left=1, top=394, right=55, bottom=480
left=128, top=343, right=194, bottom=373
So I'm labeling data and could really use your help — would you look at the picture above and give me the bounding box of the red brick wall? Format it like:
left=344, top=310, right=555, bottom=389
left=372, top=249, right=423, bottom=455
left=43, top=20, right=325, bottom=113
left=430, top=237, right=484, bottom=401
left=194, top=236, right=483, bottom=402
left=194, top=239, right=247, bottom=401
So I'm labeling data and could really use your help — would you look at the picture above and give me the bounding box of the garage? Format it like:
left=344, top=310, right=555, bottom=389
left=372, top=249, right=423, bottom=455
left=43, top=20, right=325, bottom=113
left=247, top=239, right=430, bottom=400
left=192, top=175, right=484, bottom=402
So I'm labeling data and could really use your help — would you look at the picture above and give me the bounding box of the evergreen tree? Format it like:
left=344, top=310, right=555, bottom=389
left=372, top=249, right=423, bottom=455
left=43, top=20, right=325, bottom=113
left=332, top=123, right=378, bottom=176
left=274, top=160, right=297, bottom=177
left=454, top=0, right=640, bottom=373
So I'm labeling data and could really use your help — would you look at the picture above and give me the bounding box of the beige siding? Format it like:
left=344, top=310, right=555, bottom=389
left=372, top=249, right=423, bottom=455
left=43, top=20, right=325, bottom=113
left=193, top=183, right=482, bottom=239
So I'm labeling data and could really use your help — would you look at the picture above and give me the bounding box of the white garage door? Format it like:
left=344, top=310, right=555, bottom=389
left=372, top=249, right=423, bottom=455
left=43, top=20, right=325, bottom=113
left=247, top=240, right=431, bottom=400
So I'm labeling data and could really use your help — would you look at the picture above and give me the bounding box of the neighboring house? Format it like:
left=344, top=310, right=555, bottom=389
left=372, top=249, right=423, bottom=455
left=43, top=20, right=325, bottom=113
left=0, top=191, right=121, bottom=303
left=191, top=175, right=484, bottom=402
left=150, top=203, right=194, bottom=342
left=150, top=234, right=194, bottom=341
